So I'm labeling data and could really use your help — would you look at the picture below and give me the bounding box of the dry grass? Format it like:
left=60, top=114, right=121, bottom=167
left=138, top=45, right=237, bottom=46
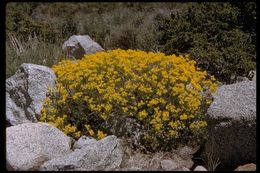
left=5, top=2, right=191, bottom=78
left=6, top=34, right=64, bottom=78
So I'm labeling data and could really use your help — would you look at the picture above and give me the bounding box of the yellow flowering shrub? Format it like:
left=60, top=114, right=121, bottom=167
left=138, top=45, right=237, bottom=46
left=40, top=49, right=219, bottom=151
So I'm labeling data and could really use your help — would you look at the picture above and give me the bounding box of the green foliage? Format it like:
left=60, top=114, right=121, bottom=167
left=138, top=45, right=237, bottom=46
left=157, top=2, right=256, bottom=83
left=6, top=3, right=61, bottom=43
left=6, top=2, right=178, bottom=78
left=6, top=2, right=256, bottom=84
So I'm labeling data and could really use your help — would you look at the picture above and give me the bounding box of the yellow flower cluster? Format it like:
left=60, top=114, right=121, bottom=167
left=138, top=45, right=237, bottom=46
left=40, top=103, right=81, bottom=138
left=84, top=124, right=107, bottom=139
left=40, top=49, right=219, bottom=147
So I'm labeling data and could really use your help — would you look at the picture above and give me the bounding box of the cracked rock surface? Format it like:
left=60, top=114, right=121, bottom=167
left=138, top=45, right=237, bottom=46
left=6, top=123, right=72, bottom=171
left=40, top=135, right=123, bottom=171
left=6, top=63, right=56, bottom=125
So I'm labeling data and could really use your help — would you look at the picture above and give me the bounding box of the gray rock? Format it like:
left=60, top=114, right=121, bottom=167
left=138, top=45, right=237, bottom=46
left=234, top=163, right=256, bottom=171
left=248, top=70, right=256, bottom=81
left=194, top=165, right=208, bottom=171
left=203, top=81, right=256, bottom=167
left=62, top=35, right=104, bottom=59
left=161, top=159, right=178, bottom=170
left=72, top=135, right=97, bottom=150
left=40, top=135, right=123, bottom=171
left=6, top=63, right=56, bottom=125
left=120, top=151, right=163, bottom=171
left=41, top=134, right=196, bottom=171
left=207, top=80, right=256, bottom=120
left=176, top=145, right=199, bottom=160
left=171, top=154, right=194, bottom=170
left=6, top=123, right=72, bottom=171
left=120, top=152, right=162, bottom=171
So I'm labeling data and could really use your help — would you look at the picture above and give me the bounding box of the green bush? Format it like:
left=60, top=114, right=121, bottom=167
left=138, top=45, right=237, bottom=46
left=157, top=2, right=256, bottom=83
left=5, top=2, right=180, bottom=78
left=6, top=2, right=256, bottom=83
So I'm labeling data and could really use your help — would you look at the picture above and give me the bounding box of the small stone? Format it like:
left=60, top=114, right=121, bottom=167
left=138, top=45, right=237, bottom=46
left=234, top=163, right=256, bottom=171
left=161, top=159, right=178, bottom=170
left=248, top=70, right=256, bottom=81
left=194, top=165, right=208, bottom=171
